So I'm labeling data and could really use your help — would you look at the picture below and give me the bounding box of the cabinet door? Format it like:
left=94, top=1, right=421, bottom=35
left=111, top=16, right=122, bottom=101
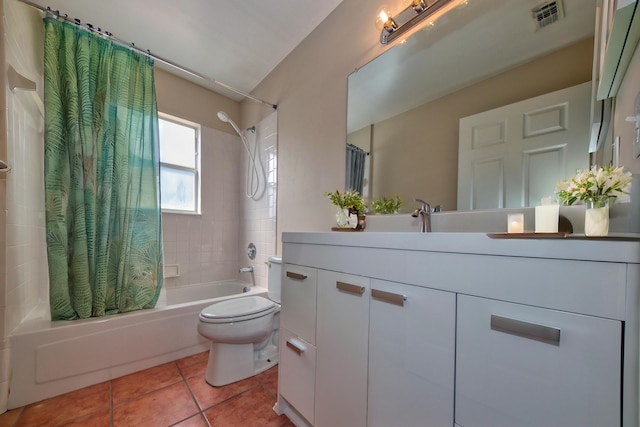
left=279, top=328, right=316, bottom=425
left=368, top=280, right=456, bottom=427
left=281, top=264, right=317, bottom=344
left=456, top=295, right=621, bottom=427
left=315, top=270, right=370, bottom=427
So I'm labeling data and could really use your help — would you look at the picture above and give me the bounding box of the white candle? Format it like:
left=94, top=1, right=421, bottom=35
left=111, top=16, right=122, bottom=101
left=507, top=213, right=524, bottom=233
left=535, top=198, right=559, bottom=233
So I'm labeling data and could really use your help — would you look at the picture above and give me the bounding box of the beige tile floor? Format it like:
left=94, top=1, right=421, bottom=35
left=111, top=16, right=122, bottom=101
left=0, top=351, right=292, bottom=427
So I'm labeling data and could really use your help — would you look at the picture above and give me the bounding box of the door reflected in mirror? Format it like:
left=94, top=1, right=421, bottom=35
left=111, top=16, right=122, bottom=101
left=347, top=0, right=597, bottom=213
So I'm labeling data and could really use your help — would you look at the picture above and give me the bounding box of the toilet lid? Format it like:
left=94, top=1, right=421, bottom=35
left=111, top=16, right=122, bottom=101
left=199, top=296, right=275, bottom=323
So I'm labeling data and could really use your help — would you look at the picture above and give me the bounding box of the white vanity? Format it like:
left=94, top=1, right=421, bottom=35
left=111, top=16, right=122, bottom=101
left=275, top=231, right=640, bottom=427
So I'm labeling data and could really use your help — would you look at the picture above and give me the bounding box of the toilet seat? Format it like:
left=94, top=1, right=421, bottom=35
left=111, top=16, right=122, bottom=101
left=199, top=296, right=276, bottom=324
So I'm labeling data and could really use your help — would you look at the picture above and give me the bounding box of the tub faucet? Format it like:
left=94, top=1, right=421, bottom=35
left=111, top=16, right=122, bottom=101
left=239, top=266, right=254, bottom=273
left=411, top=198, right=441, bottom=232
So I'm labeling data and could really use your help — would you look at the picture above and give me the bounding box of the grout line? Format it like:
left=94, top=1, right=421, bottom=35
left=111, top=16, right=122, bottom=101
left=175, top=360, right=213, bottom=427
left=109, top=380, right=114, bottom=427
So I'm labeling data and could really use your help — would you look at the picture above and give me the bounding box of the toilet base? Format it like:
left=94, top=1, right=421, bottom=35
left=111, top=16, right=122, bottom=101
left=205, top=341, right=279, bottom=387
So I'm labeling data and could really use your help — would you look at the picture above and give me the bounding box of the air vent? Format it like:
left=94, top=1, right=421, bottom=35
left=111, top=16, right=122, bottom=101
left=532, top=0, right=564, bottom=30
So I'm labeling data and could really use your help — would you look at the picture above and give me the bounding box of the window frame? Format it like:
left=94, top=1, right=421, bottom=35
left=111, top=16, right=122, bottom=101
left=158, top=112, right=202, bottom=215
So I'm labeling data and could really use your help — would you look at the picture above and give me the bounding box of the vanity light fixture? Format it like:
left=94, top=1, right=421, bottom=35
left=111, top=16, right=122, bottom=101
left=379, top=0, right=468, bottom=44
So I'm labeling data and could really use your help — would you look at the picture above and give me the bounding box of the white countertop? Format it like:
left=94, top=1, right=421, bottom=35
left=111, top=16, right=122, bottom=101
left=282, top=231, right=640, bottom=264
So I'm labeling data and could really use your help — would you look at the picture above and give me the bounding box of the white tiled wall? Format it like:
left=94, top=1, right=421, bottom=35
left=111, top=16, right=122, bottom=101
left=4, top=0, right=46, bottom=335
left=162, top=126, right=242, bottom=288
left=239, top=112, right=278, bottom=290
left=3, top=0, right=46, bottom=413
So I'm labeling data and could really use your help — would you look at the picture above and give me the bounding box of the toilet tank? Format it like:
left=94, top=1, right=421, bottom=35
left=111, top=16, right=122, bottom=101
left=267, top=256, right=282, bottom=303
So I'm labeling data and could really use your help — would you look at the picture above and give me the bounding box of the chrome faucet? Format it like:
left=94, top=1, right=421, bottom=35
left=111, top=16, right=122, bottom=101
left=411, top=198, right=441, bottom=232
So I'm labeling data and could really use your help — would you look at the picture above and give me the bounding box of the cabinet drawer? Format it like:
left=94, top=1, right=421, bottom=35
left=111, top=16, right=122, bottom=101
left=279, top=329, right=316, bottom=426
left=281, top=264, right=317, bottom=344
left=455, top=295, right=621, bottom=427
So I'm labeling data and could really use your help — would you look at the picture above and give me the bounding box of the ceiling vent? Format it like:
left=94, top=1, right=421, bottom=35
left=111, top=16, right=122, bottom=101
left=532, top=0, right=564, bottom=30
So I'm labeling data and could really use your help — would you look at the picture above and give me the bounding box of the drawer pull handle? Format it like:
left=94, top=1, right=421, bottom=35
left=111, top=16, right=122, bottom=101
left=286, top=338, right=306, bottom=355
left=491, top=314, right=560, bottom=346
left=371, top=289, right=407, bottom=307
left=286, top=271, right=307, bottom=280
left=336, top=281, right=365, bottom=295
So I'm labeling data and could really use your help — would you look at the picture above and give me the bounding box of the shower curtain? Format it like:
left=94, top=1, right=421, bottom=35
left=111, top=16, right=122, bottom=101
left=43, top=17, right=163, bottom=320
left=346, top=143, right=367, bottom=195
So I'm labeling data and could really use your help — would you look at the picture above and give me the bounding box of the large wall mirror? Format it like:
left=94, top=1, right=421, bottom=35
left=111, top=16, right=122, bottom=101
left=347, top=0, right=600, bottom=213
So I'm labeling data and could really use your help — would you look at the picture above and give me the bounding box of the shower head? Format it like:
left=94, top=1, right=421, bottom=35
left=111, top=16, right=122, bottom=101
left=217, top=110, right=244, bottom=137
left=217, top=111, right=230, bottom=123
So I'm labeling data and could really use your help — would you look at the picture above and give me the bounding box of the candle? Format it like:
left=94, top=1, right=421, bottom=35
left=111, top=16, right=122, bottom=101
left=507, top=213, right=524, bottom=233
left=535, top=197, right=559, bottom=233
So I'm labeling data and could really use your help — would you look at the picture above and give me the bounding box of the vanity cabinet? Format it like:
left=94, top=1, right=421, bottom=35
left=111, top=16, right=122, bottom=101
left=368, top=279, right=455, bottom=427
left=277, top=232, right=640, bottom=427
left=455, top=295, right=621, bottom=427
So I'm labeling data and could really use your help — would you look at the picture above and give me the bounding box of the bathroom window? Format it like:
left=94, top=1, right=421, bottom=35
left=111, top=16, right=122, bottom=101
left=159, top=113, right=201, bottom=214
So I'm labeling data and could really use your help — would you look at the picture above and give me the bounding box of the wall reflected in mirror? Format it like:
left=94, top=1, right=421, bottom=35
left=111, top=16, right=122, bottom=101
left=347, top=0, right=598, bottom=213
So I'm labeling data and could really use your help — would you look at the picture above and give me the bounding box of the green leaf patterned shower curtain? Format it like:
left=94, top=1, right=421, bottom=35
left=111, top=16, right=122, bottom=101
left=43, top=17, right=163, bottom=320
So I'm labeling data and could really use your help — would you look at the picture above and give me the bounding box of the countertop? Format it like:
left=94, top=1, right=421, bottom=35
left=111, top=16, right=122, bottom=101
left=282, top=231, right=640, bottom=264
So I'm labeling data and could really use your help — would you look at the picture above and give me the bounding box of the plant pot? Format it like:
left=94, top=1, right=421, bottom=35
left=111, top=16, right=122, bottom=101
left=335, top=208, right=350, bottom=228
left=584, top=197, right=609, bottom=237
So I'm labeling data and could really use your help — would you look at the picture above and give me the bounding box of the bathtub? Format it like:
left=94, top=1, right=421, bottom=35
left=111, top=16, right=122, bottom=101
left=8, top=281, right=267, bottom=409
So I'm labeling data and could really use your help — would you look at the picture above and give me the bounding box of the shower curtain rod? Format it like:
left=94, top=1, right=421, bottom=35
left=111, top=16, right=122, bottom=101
left=17, top=0, right=278, bottom=110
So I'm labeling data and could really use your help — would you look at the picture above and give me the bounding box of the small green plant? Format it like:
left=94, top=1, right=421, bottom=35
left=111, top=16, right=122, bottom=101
left=325, top=189, right=366, bottom=215
left=371, top=195, right=403, bottom=214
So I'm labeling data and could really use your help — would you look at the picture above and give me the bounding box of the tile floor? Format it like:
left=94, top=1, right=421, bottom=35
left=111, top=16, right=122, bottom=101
left=0, top=351, right=292, bottom=427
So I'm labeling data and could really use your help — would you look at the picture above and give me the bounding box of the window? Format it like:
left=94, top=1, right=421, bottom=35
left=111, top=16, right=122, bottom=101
left=159, top=113, right=201, bottom=213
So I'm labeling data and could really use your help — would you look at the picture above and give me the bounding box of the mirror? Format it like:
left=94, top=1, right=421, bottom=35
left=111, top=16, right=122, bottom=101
left=347, top=0, right=597, bottom=213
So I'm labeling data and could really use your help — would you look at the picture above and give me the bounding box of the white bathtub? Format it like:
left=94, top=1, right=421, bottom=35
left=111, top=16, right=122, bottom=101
left=8, top=281, right=266, bottom=409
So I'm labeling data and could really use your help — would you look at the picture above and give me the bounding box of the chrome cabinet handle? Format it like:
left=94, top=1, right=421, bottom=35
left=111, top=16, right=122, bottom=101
left=286, top=271, right=307, bottom=280
left=371, top=289, right=407, bottom=307
left=336, top=281, right=365, bottom=295
left=286, top=338, right=306, bottom=355
left=491, top=314, right=560, bottom=346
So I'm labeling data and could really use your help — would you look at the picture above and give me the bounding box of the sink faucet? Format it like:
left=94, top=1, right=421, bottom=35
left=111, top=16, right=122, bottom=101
left=411, top=198, right=441, bottom=232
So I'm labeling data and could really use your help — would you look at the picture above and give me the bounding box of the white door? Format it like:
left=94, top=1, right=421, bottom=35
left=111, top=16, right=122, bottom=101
left=457, top=82, right=591, bottom=210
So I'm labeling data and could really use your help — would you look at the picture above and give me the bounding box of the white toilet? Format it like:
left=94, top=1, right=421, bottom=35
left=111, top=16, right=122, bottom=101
left=197, top=256, right=282, bottom=386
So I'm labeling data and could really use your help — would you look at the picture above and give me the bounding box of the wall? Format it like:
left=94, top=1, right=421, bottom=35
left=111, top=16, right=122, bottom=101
left=242, top=0, right=604, bottom=249
left=241, top=0, right=389, bottom=248
left=369, top=38, right=593, bottom=211
left=613, top=39, right=640, bottom=175
left=238, top=112, right=278, bottom=289
left=155, top=69, right=244, bottom=289
left=155, top=70, right=278, bottom=291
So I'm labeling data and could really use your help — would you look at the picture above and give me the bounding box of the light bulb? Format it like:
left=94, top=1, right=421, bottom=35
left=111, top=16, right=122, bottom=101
left=375, top=6, right=397, bottom=32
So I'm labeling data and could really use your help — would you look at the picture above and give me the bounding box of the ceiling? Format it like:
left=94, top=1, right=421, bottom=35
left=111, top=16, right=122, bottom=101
left=21, top=0, right=343, bottom=101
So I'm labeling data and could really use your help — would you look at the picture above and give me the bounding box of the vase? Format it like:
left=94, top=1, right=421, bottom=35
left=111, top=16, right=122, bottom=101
left=584, top=197, right=609, bottom=237
left=335, top=208, right=349, bottom=228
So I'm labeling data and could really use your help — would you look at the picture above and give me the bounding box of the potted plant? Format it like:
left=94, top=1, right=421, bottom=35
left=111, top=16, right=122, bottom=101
left=555, top=165, right=632, bottom=236
left=371, top=195, right=403, bottom=215
left=325, top=189, right=367, bottom=229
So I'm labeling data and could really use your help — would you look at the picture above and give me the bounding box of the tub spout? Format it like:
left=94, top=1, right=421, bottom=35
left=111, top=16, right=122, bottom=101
left=239, top=266, right=254, bottom=273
